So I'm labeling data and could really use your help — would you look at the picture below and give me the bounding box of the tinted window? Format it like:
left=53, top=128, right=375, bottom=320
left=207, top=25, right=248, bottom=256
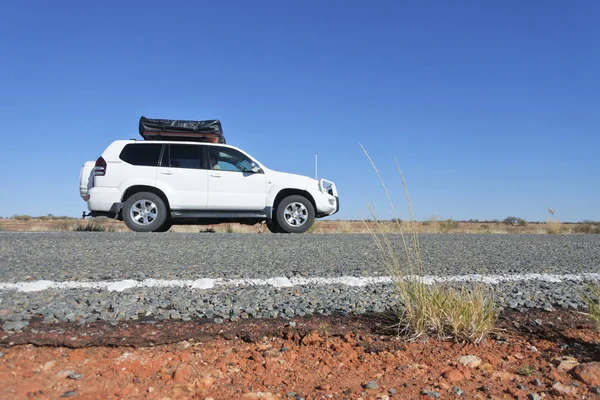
left=208, top=146, right=256, bottom=172
left=165, top=144, right=204, bottom=169
left=119, top=144, right=162, bottom=166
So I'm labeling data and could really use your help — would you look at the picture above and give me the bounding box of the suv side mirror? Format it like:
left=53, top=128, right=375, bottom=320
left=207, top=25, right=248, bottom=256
left=250, top=162, right=262, bottom=173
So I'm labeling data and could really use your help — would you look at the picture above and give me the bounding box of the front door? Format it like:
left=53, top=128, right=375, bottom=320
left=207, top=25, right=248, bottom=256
left=156, top=144, right=209, bottom=210
left=207, top=146, right=267, bottom=210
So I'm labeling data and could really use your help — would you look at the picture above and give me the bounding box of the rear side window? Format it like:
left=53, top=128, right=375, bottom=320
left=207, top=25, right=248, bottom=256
left=163, top=144, right=204, bottom=169
left=119, top=144, right=162, bottom=166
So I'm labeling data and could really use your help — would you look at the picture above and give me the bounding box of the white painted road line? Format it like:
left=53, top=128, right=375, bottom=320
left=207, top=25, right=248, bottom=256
left=0, top=273, right=599, bottom=293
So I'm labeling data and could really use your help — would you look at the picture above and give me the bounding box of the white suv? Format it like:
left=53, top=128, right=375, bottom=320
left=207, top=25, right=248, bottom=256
left=79, top=140, right=339, bottom=233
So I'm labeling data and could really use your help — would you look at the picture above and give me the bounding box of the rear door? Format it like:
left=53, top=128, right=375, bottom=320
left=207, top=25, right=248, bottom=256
left=207, top=146, right=267, bottom=210
left=156, top=144, right=209, bottom=210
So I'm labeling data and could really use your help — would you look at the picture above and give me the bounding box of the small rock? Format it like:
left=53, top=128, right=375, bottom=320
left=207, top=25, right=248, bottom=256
left=280, top=346, right=290, bottom=353
left=68, top=372, right=83, bottom=380
left=285, top=392, right=296, bottom=397
left=443, top=370, right=464, bottom=382
left=534, top=319, right=543, bottom=326
left=213, top=318, right=224, bottom=324
left=551, top=382, right=578, bottom=396
left=452, top=386, right=464, bottom=396
left=388, top=389, right=397, bottom=395
left=531, top=378, right=543, bottom=387
left=552, top=356, right=579, bottom=373
left=288, top=321, right=297, bottom=327
left=364, top=380, right=379, bottom=390
left=173, top=364, right=192, bottom=382
left=457, top=355, right=482, bottom=368
left=317, top=384, right=331, bottom=390
left=0, top=352, right=3, bottom=358
left=2, top=320, right=29, bottom=331
left=530, top=346, right=538, bottom=352
left=516, top=384, right=529, bottom=390
left=264, top=349, right=281, bottom=358
left=242, top=392, right=276, bottom=400
left=60, top=392, right=77, bottom=398
left=492, top=371, right=517, bottom=382
left=590, top=386, right=600, bottom=394
left=376, top=394, right=390, bottom=400
left=420, top=390, right=440, bottom=398
left=527, top=394, right=542, bottom=400
left=572, top=362, right=600, bottom=386
left=301, top=331, right=323, bottom=346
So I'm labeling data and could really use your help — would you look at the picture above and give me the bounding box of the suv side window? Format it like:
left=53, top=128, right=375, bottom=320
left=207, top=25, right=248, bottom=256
left=208, top=146, right=258, bottom=172
left=119, top=144, right=163, bottom=166
left=163, top=144, right=205, bottom=169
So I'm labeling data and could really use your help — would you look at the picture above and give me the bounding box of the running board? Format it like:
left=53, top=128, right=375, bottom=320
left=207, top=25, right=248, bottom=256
left=170, top=210, right=268, bottom=219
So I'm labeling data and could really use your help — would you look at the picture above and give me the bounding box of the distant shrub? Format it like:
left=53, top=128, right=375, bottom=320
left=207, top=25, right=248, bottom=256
left=439, top=218, right=459, bottom=232
left=503, top=216, right=517, bottom=225
left=13, top=215, right=33, bottom=221
left=517, top=218, right=528, bottom=226
left=573, top=223, right=600, bottom=234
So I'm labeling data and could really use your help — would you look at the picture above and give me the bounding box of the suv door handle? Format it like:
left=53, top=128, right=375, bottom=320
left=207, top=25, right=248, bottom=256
left=160, top=170, right=174, bottom=175
left=210, top=172, right=222, bottom=178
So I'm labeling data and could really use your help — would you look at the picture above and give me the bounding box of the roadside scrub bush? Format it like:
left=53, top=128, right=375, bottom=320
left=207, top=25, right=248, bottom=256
left=361, top=145, right=497, bottom=343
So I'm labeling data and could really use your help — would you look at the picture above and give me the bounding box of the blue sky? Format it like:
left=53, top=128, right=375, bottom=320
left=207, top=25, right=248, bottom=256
left=0, top=1, right=598, bottom=222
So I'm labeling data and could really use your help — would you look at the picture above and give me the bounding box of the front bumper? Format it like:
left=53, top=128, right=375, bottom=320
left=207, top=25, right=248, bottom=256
left=312, top=179, right=339, bottom=217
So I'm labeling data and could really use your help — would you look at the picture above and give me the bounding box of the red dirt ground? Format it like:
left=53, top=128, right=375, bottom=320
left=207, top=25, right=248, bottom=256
left=2, top=310, right=600, bottom=399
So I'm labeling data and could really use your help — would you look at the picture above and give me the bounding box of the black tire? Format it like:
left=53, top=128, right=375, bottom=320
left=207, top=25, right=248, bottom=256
left=266, top=220, right=286, bottom=233
left=155, top=221, right=173, bottom=232
left=275, top=195, right=315, bottom=234
left=122, top=192, right=168, bottom=232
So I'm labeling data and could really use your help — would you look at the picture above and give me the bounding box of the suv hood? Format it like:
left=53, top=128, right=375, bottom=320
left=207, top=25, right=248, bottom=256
left=265, top=169, right=319, bottom=189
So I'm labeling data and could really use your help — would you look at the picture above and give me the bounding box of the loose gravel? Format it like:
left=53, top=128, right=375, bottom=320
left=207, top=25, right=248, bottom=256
left=0, top=232, right=599, bottom=328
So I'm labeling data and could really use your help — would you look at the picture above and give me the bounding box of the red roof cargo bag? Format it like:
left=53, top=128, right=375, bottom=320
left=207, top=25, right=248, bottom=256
left=139, top=116, right=226, bottom=144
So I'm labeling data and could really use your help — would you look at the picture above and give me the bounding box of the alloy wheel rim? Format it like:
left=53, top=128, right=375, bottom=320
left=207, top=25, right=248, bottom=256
left=284, top=202, right=308, bottom=226
left=130, top=199, right=158, bottom=226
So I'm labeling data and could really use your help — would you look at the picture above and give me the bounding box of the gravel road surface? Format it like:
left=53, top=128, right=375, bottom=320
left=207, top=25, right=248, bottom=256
left=1, top=232, right=599, bottom=330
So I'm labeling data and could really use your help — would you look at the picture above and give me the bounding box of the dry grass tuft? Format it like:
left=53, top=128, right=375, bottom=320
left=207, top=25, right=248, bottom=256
left=72, top=221, right=114, bottom=232
left=360, top=144, right=498, bottom=343
left=336, top=220, right=354, bottom=233
left=546, top=219, right=562, bottom=234
left=585, top=284, right=600, bottom=329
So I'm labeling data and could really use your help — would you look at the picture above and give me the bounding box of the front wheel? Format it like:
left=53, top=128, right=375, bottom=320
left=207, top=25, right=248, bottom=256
left=275, top=195, right=315, bottom=233
left=123, top=192, right=168, bottom=232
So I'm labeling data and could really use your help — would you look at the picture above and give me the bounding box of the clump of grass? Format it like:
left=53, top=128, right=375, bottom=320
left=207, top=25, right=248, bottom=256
left=439, top=218, right=459, bottom=233
left=72, top=221, right=108, bottom=232
left=585, top=284, right=600, bottom=329
left=361, top=144, right=498, bottom=343
left=515, top=365, right=535, bottom=377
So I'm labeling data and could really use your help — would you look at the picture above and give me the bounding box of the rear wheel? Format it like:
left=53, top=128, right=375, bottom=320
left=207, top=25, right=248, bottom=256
left=123, top=192, right=168, bottom=232
left=275, top=195, right=315, bottom=233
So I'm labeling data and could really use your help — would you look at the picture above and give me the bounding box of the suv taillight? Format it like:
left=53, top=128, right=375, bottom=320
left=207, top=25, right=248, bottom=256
left=94, top=156, right=107, bottom=176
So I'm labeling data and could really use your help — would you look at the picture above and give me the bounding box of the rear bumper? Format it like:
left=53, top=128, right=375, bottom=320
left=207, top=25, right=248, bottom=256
left=87, top=187, right=122, bottom=214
